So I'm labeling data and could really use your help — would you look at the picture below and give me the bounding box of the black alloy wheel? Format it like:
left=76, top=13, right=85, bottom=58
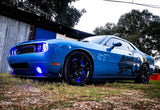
left=64, top=51, right=93, bottom=85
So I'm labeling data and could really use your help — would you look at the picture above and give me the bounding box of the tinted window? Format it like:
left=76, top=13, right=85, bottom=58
left=81, top=36, right=106, bottom=44
left=106, top=38, right=117, bottom=47
left=126, top=42, right=135, bottom=50
left=106, top=38, right=128, bottom=51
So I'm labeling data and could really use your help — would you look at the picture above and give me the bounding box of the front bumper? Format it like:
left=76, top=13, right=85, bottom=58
left=8, top=52, right=61, bottom=78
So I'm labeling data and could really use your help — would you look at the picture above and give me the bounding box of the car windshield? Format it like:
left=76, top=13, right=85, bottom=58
left=81, top=36, right=106, bottom=44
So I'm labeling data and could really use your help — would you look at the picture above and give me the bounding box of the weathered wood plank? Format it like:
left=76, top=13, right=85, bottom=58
left=0, top=15, right=30, bottom=73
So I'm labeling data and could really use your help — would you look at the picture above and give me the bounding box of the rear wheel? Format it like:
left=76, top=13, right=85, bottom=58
left=135, top=64, right=150, bottom=84
left=64, top=51, right=93, bottom=85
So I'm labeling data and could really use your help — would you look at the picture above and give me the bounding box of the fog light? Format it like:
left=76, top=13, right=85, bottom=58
left=36, top=66, right=42, bottom=74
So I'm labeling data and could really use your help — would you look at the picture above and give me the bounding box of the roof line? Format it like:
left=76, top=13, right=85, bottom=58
left=0, top=3, right=94, bottom=39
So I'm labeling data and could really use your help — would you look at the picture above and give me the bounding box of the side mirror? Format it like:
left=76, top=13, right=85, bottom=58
left=107, top=42, right=122, bottom=51
left=113, top=42, right=122, bottom=47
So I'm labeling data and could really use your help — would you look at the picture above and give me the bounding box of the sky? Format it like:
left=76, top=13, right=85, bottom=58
left=72, top=0, right=160, bottom=66
left=73, top=0, right=160, bottom=33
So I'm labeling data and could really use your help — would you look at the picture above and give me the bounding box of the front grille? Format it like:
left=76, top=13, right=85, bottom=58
left=10, top=63, right=29, bottom=69
left=16, top=45, right=35, bottom=54
left=13, top=70, right=36, bottom=75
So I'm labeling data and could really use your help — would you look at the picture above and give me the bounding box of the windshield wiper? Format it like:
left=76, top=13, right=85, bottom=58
left=82, top=40, right=89, bottom=42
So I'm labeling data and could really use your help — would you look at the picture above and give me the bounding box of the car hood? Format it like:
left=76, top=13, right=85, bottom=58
left=15, top=39, right=103, bottom=50
left=15, top=39, right=49, bottom=46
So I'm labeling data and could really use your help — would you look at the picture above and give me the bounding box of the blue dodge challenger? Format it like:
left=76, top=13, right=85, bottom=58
left=8, top=35, right=154, bottom=85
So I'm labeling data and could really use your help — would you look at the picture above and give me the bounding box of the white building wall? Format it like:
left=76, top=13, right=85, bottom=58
left=0, top=15, right=30, bottom=73
left=56, top=33, right=77, bottom=41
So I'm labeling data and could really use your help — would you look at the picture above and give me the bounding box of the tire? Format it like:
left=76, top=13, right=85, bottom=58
left=64, top=51, right=93, bottom=85
left=135, top=64, right=150, bottom=84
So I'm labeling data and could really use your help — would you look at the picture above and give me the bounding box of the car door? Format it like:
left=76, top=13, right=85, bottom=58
left=126, top=42, right=142, bottom=76
left=104, top=38, right=134, bottom=76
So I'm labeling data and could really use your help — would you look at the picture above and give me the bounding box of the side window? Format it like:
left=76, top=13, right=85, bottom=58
left=106, top=38, right=128, bottom=51
left=126, top=42, right=135, bottom=50
left=106, top=38, right=118, bottom=47
left=116, top=41, right=128, bottom=51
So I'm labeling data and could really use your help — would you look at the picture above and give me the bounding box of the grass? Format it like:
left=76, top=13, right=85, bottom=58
left=105, top=80, right=160, bottom=98
left=0, top=73, right=160, bottom=109
left=0, top=73, right=121, bottom=109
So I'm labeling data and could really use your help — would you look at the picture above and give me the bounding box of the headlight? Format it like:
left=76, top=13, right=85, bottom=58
left=10, top=42, right=48, bottom=56
left=36, top=42, right=48, bottom=52
left=10, top=47, right=17, bottom=56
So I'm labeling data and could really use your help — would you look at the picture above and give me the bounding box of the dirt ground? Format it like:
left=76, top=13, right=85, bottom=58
left=71, top=90, right=160, bottom=110
left=0, top=84, right=160, bottom=110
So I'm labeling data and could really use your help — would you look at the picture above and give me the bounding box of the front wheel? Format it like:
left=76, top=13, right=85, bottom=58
left=135, top=64, right=150, bottom=84
left=64, top=51, right=93, bottom=85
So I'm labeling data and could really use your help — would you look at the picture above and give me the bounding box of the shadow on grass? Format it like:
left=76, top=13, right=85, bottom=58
left=16, top=76, right=134, bottom=86
left=17, top=76, right=62, bottom=83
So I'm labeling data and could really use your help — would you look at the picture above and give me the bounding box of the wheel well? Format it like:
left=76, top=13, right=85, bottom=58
left=62, top=49, right=94, bottom=77
left=141, top=63, right=149, bottom=69
left=140, top=62, right=150, bottom=74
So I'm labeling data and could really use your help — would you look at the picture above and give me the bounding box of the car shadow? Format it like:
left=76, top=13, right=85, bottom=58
left=14, top=76, right=134, bottom=86
left=89, top=80, right=134, bottom=86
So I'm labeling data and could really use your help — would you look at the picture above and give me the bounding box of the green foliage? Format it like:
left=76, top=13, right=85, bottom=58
left=93, top=23, right=117, bottom=35
left=0, top=0, right=85, bottom=27
left=117, top=10, right=152, bottom=37
left=94, top=9, right=160, bottom=59
left=55, top=6, right=86, bottom=27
